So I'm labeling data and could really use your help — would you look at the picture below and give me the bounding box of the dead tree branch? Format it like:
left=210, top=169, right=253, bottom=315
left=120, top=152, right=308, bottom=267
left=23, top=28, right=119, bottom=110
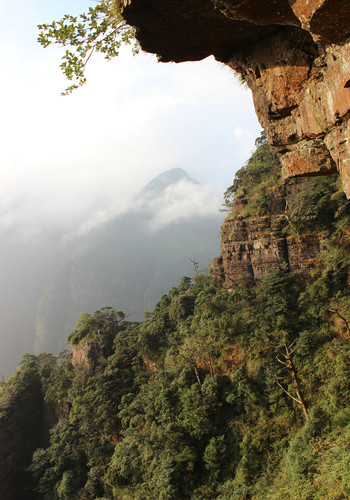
left=276, top=339, right=308, bottom=420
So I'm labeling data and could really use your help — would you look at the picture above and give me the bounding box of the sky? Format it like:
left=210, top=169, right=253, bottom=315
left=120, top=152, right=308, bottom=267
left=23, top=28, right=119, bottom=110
left=0, top=0, right=261, bottom=239
left=0, top=0, right=262, bottom=374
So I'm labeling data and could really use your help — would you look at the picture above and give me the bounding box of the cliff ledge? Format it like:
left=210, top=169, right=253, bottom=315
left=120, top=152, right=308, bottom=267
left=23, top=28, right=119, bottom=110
left=120, top=0, right=350, bottom=197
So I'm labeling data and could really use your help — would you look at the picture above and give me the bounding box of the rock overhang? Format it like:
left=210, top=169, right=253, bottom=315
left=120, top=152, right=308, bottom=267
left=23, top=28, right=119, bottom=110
left=120, top=0, right=350, bottom=197
left=120, top=0, right=302, bottom=62
left=120, top=0, right=350, bottom=61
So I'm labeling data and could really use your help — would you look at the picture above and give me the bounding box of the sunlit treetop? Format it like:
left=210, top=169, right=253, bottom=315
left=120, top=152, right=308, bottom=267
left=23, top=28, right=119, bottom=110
left=38, top=0, right=139, bottom=95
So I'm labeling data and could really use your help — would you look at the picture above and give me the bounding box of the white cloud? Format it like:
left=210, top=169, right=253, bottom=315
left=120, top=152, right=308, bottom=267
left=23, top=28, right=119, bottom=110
left=0, top=46, right=260, bottom=240
left=140, top=180, right=223, bottom=232
left=0, top=0, right=261, bottom=243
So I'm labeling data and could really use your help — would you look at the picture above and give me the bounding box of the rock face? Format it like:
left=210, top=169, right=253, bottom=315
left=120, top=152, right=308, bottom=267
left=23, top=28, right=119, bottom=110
left=120, top=0, right=350, bottom=197
left=71, top=341, right=103, bottom=368
left=212, top=178, right=322, bottom=288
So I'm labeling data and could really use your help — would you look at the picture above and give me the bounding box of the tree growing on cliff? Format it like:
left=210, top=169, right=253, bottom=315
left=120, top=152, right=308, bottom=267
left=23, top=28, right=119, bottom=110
left=222, top=130, right=280, bottom=214
left=38, top=0, right=138, bottom=94
left=67, top=307, right=130, bottom=351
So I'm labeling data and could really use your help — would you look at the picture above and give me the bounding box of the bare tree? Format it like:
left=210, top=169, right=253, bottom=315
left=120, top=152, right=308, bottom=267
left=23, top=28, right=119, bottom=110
left=189, top=258, right=199, bottom=276
left=276, top=339, right=308, bottom=420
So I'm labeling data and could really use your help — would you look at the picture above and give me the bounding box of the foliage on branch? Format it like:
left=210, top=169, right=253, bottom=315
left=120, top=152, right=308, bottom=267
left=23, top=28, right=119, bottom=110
left=38, top=0, right=139, bottom=95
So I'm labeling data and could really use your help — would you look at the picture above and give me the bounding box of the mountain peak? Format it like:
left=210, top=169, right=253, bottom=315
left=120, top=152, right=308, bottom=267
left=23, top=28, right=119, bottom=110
left=137, top=168, right=198, bottom=201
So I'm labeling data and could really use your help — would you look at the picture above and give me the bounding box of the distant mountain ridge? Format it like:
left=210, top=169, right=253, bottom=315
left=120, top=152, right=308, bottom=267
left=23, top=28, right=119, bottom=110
left=137, top=168, right=198, bottom=201
left=35, top=169, right=223, bottom=354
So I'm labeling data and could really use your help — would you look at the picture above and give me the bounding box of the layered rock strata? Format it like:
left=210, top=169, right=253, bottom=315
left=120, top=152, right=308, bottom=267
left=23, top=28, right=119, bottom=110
left=120, top=0, right=350, bottom=197
left=212, top=179, right=322, bottom=287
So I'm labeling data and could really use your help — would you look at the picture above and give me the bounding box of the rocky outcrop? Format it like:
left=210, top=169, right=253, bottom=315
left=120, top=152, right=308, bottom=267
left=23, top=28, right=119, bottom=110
left=71, top=341, right=104, bottom=368
left=212, top=179, right=322, bottom=287
left=120, top=0, right=350, bottom=197
left=228, top=32, right=350, bottom=197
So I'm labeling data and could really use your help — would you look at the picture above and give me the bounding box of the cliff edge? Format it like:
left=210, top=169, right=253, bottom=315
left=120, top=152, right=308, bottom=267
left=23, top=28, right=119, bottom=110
left=120, top=0, right=350, bottom=197
left=212, top=136, right=350, bottom=289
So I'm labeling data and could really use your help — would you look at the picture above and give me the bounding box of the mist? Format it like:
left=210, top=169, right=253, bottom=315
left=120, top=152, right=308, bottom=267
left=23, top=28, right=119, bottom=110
left=0, top=0, right=261, bottom=376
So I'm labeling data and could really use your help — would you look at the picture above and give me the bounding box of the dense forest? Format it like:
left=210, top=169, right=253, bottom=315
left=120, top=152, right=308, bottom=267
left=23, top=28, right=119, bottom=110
left=1, top=136, right=350, bottom=499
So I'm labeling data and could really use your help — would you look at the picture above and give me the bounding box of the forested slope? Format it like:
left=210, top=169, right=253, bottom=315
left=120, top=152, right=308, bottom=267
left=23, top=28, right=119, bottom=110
left=1, top=138, right=350, bottom=499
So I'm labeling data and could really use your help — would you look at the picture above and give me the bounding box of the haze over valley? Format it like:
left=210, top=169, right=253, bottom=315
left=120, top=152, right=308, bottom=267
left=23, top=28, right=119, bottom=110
left=0, top=0, right=261, bottom=377
left=0, top=168, right=224, bottom=376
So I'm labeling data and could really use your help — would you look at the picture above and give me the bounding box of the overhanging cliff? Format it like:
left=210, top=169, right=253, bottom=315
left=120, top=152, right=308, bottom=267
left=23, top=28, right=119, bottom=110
left=120, top=0, right=350, bottom=197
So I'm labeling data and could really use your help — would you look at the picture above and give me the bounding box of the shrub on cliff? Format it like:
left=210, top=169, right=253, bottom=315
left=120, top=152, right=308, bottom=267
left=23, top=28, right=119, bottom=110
left=67, top=307, right=130, bottom=351
left=223, top=130, right=281, bottom=217
left=287, top=175, right=347, bottom=233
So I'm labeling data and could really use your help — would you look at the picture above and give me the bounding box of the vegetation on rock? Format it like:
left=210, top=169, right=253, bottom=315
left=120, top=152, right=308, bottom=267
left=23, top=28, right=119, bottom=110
left=1, top=138, right=350, bottom=498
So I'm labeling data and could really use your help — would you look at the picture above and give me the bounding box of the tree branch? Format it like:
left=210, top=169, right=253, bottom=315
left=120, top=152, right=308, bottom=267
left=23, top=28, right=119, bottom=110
left=275, top=378, right=303, bottom=404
